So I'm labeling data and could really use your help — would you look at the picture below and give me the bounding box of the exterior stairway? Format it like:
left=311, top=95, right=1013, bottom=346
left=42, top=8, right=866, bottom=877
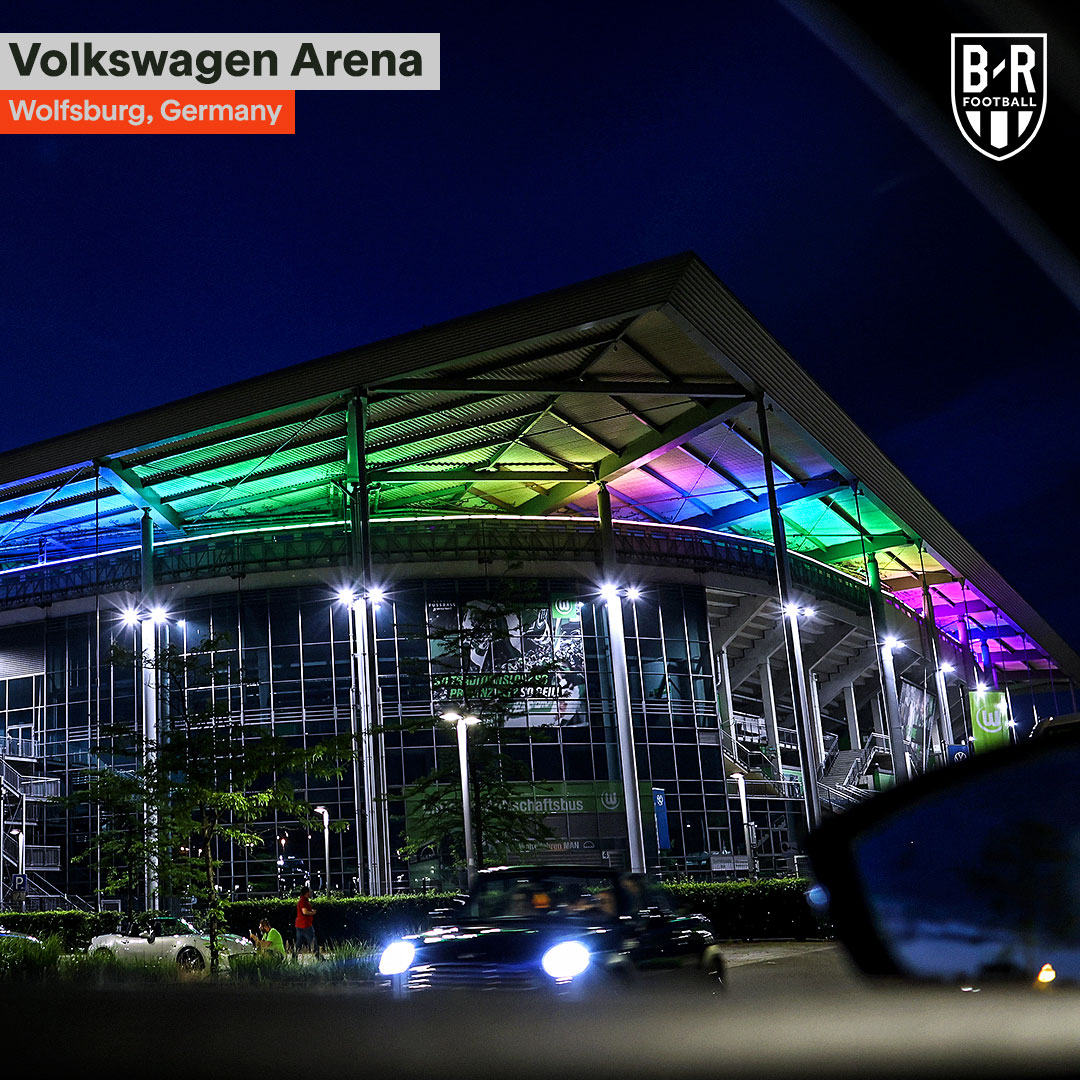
left=0, top=754, right=89, bottom=910
left=818, top=735, right=891, bottom=813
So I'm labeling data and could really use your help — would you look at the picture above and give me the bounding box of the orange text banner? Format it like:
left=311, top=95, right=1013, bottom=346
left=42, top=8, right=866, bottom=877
left=0, top=90, right=295, bottom=133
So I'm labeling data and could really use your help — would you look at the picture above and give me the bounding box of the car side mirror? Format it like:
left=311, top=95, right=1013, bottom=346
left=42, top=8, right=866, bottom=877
left=807, top=727, right=1080, bottom=987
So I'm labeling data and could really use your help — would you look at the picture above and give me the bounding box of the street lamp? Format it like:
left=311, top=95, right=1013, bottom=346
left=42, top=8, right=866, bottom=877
left=313, top=807, right=330, bottom=895
left=440, top=709, right=480, bottom=885
left=731, top=772, right=756, bottom=879
left=9, top=826, right=24, bottom=878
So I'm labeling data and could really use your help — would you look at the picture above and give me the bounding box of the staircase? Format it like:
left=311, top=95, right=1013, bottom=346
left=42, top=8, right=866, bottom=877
left=818, top=734, right=891, bottom=813
left=1, top=755, right=88, bottom=910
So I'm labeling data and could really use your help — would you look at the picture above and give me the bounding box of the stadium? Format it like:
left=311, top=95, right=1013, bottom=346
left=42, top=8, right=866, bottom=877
left=1, top=253, right=1075, bottom=907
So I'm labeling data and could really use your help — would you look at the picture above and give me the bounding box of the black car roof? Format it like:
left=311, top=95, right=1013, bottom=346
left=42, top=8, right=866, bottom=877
left=478, top=865, right=622, bottom=880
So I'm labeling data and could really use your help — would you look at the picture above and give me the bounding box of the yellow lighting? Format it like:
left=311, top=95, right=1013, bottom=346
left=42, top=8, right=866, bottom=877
left=1037, top=963, right=1056, bottom=984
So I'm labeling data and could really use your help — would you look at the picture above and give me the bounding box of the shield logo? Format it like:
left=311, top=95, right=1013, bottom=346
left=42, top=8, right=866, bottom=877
left=951, top=33, right=1046, bottom=160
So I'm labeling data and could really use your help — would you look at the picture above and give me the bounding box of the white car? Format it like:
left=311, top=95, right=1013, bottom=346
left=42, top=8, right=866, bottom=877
left=89, top=915, right=255, bottom=971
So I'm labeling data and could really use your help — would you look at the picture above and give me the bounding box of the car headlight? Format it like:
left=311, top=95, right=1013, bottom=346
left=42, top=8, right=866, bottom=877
left=541, top=940, right=591, bottom=980
left=378, top=940, right=416, bottom=976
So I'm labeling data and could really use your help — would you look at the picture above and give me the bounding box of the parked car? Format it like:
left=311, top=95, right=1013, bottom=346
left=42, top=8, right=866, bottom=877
left=89, top=915, right=254, bottom=971
left=376, top=865, right=724, bottom=996
left=0, top=925, right=40, bottom=944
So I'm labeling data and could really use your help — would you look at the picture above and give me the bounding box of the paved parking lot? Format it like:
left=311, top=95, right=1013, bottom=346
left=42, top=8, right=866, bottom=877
left=720, top=940, right=864, bottom=994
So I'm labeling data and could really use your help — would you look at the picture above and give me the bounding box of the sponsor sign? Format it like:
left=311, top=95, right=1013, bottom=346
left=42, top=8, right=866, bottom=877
left=653, top=788, right=670, bottom=850
left=968, top=690, right=1012, bottom=751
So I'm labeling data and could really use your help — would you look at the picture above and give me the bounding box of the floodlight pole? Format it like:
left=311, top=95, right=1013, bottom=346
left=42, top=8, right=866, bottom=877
left=347, top=392, right=391, bottom=895
left=140, top=510, right=160, bottom=911
left=597, top=484, right=646, bottom=874
left=757, top=398, right=821, bottom=833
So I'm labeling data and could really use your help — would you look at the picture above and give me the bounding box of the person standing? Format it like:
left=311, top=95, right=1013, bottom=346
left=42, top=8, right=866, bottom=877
left=295, top=886, right=318, bottom=956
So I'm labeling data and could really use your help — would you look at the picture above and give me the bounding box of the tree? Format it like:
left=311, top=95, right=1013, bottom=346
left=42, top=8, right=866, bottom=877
left=71, top=633, right=354, bottom=973
left=393, top=584, right=579, bottom=876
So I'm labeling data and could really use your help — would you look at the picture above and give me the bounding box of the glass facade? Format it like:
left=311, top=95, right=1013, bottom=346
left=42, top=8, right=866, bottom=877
left=8, top=572, right=807, bottom=904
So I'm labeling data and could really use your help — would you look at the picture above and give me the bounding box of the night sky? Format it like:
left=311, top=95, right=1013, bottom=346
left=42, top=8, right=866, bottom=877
left=2, top=2, right=1078, bottom=654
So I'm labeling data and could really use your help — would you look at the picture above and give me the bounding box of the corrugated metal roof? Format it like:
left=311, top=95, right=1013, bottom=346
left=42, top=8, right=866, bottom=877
left=0, top=251, right=1072, bottom=681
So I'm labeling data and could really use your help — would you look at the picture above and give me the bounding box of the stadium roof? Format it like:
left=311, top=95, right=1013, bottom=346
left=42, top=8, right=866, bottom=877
left=1, top=252, right=1076, bottom=684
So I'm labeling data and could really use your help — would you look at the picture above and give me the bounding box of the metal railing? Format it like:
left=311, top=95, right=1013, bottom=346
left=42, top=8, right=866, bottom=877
left=1, top=760, right=60, bottom=801
left=0, top=735, right=38, bottom=760
left=842, top=732, right=891, bottom=788
left=819, top=783, right=870, bottom=813
left=820, top=731, right=839, bottom=778
left=0, top=517, right=876, bottom=615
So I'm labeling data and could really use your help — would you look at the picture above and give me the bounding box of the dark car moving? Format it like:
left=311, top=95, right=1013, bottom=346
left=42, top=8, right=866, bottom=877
left=377, top=865, right=725, bottom=996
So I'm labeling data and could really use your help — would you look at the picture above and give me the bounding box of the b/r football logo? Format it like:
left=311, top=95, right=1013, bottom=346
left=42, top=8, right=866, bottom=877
left=951, top=33, right=1046, bottom=159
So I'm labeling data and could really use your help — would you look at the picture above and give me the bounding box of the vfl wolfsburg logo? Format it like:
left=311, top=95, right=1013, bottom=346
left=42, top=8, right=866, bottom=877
left=551, top=597, right=580, bottom=621
left=974, top=701, right=1004, bottom=732
left=600, top=791, right=621, bottom=811
left=952, top=33, right=1047, bottom=160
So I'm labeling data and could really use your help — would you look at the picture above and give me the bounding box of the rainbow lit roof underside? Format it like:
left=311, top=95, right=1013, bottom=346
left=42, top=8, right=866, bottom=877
left=0, top=253, right=1074, bottom=683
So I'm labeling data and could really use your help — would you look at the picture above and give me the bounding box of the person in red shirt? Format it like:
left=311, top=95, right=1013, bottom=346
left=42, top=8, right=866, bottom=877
left=295, top=886, right=318, bottom=956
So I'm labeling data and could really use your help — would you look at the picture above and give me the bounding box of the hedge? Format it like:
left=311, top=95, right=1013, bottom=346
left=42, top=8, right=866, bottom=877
left=0, top=877, right=830, bottom=950
left=666, top=878, right=832, bottom=940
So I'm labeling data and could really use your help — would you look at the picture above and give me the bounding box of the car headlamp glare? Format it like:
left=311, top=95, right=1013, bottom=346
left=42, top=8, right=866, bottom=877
left=378, top=940, right=416, bottom=976
left=541, top=940, right=591, bottom=980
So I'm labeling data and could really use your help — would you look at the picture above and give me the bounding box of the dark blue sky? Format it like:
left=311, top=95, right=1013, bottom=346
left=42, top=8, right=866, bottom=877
left=2, top=2, right=1078, bottom=652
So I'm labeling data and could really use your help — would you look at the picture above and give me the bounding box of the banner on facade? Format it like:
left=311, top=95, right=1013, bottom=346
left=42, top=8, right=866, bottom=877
left=426, top=596, right=587, bottom=725
left=946, top=744, right=971, bottom=764
left=898, top=679, right=938, bottom=774
left=968, top=690, right=1011, bottom=751
left=653, top=788, right=670, bottom=850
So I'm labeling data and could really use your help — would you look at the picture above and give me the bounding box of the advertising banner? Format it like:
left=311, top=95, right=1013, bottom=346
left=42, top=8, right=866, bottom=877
left=897, top=679, right=938, bottom=774
left=653, top=788, right=671, bottom=850
left=427, top=597, right=587, bottom=726
left=969, top=690, right=1012, bottom=751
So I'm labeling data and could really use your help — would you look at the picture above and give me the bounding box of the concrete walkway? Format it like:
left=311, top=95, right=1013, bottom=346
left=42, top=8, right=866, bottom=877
left=719, top=939, right=865, bottom=994
left=721, top=940, right=841, bottom=967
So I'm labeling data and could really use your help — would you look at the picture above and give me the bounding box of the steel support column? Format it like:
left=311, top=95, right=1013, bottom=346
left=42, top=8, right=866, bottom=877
left=809, top=673, right=826, bottom=770
left=347, top=394, right=391, bottom=896
left=870, top=694, right=887, bottom=737
left=140, top=510, right=159, bottom=910
left=843, top=684, right=861, bottom=753
left=757, top=399, right=820, bottom=832
left=880, top=642, right=911, bottom=782
left=597, top=483, right=646, bottom=874
left=921, top=573, right=954, bottom=757
left=718, top=648, right=737, bottom=750
left=759, top=661, right=782, bottom=766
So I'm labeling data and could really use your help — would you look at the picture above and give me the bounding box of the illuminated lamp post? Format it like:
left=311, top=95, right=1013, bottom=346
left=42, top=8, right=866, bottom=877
left=440, top=709, right=480, bottom=886
left=313, top=806, right=331, bottom=895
